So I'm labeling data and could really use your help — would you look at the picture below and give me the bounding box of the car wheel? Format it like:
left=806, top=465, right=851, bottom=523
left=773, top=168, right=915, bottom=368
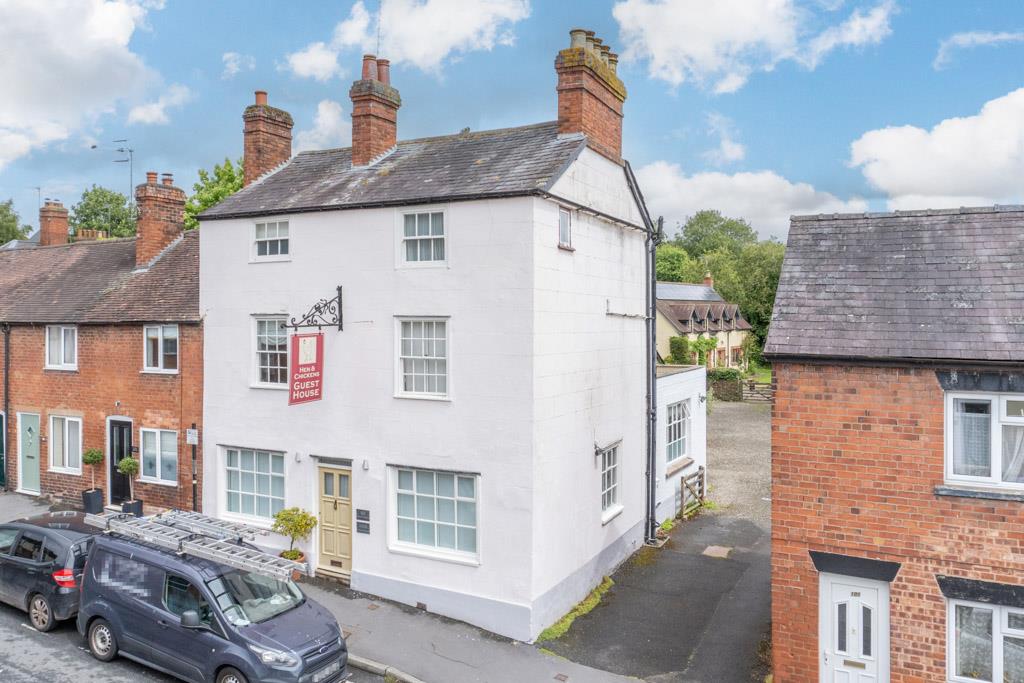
left=88, top=619, right=118, bottom=662
left=28, top=594, right=56, bottom=632
left=216, top=667, right=249, bottom=683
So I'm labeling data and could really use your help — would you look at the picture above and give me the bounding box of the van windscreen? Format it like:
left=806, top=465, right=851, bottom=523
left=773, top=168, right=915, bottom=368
left=206, top=570, right=303, bottom=625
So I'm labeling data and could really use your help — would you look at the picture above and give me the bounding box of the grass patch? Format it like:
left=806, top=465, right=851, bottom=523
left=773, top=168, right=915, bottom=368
left=747, top=365, right=772, bottom=384
left=701, top=498, right=719, bottom=511
left=630, top=545, right=659, bottom=567
left=659, top=518, right=676, bottom=533
left=384, top=674, right=401, bottom=683
left=537, top=577, right=614, bottom=642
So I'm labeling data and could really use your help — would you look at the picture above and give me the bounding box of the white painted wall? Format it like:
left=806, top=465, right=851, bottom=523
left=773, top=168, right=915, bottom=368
left=654, top=367, right=708, bottom=524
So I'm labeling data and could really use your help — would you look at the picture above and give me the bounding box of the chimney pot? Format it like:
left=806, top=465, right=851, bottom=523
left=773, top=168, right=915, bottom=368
left=599, top=44, right=610, bottom=65
left=135, top=174, right=185, bottom=267
left=585, top=30, right=596, bottom=51
left=243, top=90, right=294, bottom=186
left=146, top=171, right=158, bottom=184
left=255, top=90, right=268, bottom=106
left=361, top=54, right=378, bottom=81
left=161, top=172, right=173, bottom=186
left=556, top=28, right=627, bottom=163
left=703, top=272, right=714, bottom=288
left=377, top=58, right=391, bottom=85
left=569, top=29, right=587, bottom=48
left=608, top=52, right=619, bottom=74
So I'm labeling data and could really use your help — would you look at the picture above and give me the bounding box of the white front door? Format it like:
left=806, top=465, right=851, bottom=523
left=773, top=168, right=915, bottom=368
left=819, top=574, right=890, bottom=683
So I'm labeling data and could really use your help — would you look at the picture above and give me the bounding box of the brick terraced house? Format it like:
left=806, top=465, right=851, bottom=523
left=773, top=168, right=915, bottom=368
left=766, top=207, right=1024, bottom=682
left=0, top=173, right=202, bottom=512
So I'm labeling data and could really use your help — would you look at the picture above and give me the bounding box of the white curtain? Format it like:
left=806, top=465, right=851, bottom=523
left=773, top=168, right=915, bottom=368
left=1003, top=425, right=1024, bottom=483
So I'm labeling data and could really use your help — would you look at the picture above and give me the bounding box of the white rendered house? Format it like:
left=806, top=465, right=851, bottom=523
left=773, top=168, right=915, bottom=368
left=199, top=31, right=656, bottom=641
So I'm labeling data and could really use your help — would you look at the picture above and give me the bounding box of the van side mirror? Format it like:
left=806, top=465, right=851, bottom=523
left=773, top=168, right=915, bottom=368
left=180, top=610, right=201, bottom=628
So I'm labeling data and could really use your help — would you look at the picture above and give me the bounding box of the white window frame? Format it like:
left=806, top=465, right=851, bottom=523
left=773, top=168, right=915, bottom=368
left=222, top=447, right=286, bottom=523
left=138, top=428, right=178, bottom=486
left=947, top=598, right=1024, bottom=683
left=394, top=317, right=450, bottom=400
left=48, top=415, right=82, bottom=475
left=252, top=316, right=289, bottom=390
left=44, top=325, right=77, bottom=371
left=251, top=220, right=290, bottom=263
left=397, top=208, right=447, bottom=267
left=666, top=400, right=691, bottom=465
left=558, top=207, right=572, bottom=249
left=387, top=466, right=480, bottom=565
left=142, top=324, right=179, bottom=374
left=944, top=391, right=1024, bottom=490
left=599, top=443, right=622, bottom=523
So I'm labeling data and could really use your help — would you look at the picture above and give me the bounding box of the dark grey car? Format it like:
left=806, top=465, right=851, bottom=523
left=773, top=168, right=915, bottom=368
left=0, top=511, right=94, bottom=632
left=77, top=534, right=349, bottom=683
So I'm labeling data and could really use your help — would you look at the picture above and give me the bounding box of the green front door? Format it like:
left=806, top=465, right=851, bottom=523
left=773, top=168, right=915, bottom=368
left=18, top=413, right=40, bottom=494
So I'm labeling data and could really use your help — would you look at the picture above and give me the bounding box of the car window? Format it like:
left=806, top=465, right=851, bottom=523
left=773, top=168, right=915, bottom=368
left=0, top=528, right=16, bottom=555
left=41, top=539, right=60, bottom=564
left=13, top=533, right=43, bottom=561
left=164, top=575, right=213, bottom=626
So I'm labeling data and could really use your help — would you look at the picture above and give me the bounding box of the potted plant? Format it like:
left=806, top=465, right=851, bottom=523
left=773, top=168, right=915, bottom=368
left=81, top=448, right=105, bottom=514
left=271, top=507, right=317, bottom=569
left=117, top=455, right=143, bottom=516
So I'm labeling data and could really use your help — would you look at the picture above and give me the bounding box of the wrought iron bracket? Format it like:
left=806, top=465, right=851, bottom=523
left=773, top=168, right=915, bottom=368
left=287, top=286, right=343, bottom=331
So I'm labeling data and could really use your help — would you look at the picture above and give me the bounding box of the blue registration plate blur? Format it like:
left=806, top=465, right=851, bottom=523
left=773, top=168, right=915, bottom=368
left=313, top=659, right=341, bottom=683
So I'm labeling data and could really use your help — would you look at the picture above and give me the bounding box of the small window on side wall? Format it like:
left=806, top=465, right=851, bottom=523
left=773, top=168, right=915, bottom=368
left=254, top=221, right=289, bottom=260
left=558, top=208, right=572, bottom=248
left=144, top=325, right=179, bottom=372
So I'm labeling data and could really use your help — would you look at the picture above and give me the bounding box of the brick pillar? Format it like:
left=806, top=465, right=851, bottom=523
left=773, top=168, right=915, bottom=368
left=349, top=54, right=402, bottom=166
left=135, top=171, right=186, bottom=268
left=38, top=200, right=69, bottom=247
left=555, top=28, right=627, bottom=164
left=243, top=91, right=294, bottom=187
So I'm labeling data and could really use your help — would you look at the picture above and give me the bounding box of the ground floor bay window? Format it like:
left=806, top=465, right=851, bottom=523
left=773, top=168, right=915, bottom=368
left=949, top=600, right=1024, bottom=682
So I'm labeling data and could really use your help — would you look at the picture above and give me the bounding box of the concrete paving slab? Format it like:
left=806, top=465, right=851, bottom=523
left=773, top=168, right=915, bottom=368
left=701, top=545, right=732, bottom=559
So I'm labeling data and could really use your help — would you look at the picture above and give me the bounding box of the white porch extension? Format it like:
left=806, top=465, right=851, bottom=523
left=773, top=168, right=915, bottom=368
left=654, top=365, right=708, bottom=524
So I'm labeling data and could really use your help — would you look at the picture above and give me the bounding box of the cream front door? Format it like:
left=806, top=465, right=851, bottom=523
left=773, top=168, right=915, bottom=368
left=318, top=468, right=352, bottom=576
left=820, top=574, right=889, bottom=683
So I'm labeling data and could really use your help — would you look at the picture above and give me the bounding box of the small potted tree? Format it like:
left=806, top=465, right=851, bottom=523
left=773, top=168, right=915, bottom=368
left=117, top=456, right=143, bottom=517
left=271, top=507, right=317, bottom=570
left=81, top=448, right=105, bottom=514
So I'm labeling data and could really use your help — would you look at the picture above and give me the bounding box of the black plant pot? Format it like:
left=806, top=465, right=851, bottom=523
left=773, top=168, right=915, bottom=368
left=82, top=489, right=104, bottom=514
left=121, top=499, right=144, bottom=517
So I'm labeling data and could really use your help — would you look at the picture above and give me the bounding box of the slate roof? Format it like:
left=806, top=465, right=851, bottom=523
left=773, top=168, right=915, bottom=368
left=199, top=121, right=587, bottom=220
left=656, top=282, right=723, bottom=302
left=0, top=230, right=40, bottom=251
left=0, top=231, right=199, bottom=324
left=764, top=207, right=1024, bottom=363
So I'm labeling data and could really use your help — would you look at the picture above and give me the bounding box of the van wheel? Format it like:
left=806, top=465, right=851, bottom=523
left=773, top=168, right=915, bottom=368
left=216, top=667, right=249, bottom=683
left=28, top=594, right=55, bottom=632
left=88, top=619, right=118, bottom=662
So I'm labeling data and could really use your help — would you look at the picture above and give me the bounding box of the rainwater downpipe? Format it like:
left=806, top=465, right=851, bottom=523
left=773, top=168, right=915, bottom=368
left=2, top=322, right=10, bottom=491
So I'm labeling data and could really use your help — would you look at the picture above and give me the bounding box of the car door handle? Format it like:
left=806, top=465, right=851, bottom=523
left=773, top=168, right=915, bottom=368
left=158, top=619, right=170, bottom=628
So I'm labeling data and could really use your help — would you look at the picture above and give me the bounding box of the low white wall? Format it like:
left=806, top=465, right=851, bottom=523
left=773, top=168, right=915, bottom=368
left=654, top=366, right=707, bottom=524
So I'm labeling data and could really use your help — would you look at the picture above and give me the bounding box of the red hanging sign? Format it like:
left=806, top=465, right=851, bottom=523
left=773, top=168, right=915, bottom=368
left=288, top=333, right=324, bottom=405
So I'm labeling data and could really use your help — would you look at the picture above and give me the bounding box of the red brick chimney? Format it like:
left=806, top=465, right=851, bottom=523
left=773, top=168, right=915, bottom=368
left=703, top=272, right=714, bottom=288
left=39, top=200, right=70, bottom=247
left=134, top=171, right=186, bottom=268
left=555, top=28, right=627, bottom=164
left=349, top=54, right=402, bottom=166
left=243, top=90, right=294, bottom=186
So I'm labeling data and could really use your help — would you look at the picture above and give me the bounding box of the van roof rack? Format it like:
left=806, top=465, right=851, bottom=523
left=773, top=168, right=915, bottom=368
left=84, top=511, right=310, bottom=581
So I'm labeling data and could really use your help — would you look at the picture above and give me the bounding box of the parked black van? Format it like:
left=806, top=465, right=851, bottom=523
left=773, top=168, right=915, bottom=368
left=0, top=511, right=94, bottom=631
left=77, top=532, right=349, bottom=683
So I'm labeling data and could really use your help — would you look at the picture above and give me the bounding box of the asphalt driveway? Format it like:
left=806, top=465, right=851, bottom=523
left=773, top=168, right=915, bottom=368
left=540, top=401, right=772, bottom=682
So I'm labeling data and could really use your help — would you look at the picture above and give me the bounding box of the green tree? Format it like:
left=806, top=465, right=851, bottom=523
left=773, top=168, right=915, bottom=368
left=70, top=185, right=135, bottom=237
left=184, top=157, right=244, bottom=229
left=655, top=243, right=701, bottom=282
left=670, top=209, right=757, bottom=258
left=0, top=199, right=29, bottom=244
left=734, top=240, right=785, bottom=347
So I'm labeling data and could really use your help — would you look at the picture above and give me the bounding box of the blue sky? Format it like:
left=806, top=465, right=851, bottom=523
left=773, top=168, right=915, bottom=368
left=2, top=0, right=1023, bottom=239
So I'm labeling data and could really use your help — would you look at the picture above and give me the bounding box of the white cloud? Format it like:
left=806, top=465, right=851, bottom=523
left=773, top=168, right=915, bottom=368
left=286, top=0, right=530, bottom=80
left=613, top=0, right=895, bottom=93
left=295, top=100, right=352, bottom=152
left=222, top=51, right=256, bottom=79
left=702, top=113, right=746, bottom=165
left=933, top=31, right=1024, bottom=70
left=127, top=84, right=193, bottom=125
left=283, top=41, right=344, bottom=82
left=850, top=87, right=1024, bottom=210
left=636, top=161, right=867, bottom=239
left=0, top=0, right=160, bottom=168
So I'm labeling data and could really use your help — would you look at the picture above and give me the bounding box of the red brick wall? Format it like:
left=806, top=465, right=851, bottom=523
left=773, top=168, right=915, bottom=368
left=243, top=103, right=293, bottom=187
left=1, top=323, right=202, bottom=513
left=555, top=47, right=626, bottom=164
left=772, top=362, right=1024, bottom=682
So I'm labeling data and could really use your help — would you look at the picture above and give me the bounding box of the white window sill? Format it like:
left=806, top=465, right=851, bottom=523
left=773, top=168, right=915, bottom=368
left=250, top=382, right=288, bottom=391
left=399, top=260, right=448, bottom=269
left=141, top=369, right=179, bottom=375
left=394, top=393, right=451, bottom=402
left=49, top=467, right=81, bottom=476
left=44, top=366, right=77, bottom=372
left=138, top=477, right=179, bottom=488
left=387, top=542, right=480, bottom=567
left=220, top=511, right=275, bottom=531
left=250, top=256, right=291, bottom=264
left=666, top=456, right=694, bottom=479
left=601, top=504, right=624, bottom=526
left=557, top=243, right=575, bottom=252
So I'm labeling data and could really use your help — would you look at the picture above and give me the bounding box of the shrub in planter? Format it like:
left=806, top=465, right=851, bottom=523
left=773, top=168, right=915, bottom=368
left=272, top=507, right=318, bottom=563
left=81, top=448, right=105, bottom=514
left=117, top=456, right=143, bottom=516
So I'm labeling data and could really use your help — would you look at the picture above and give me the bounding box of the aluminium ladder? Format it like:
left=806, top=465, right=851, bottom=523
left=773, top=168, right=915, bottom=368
left=84, top=511, right=311, bottom=581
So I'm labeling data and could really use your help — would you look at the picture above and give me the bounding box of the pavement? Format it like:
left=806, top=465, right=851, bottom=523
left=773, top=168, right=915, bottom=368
left=540, top=400, right=772, bottom=682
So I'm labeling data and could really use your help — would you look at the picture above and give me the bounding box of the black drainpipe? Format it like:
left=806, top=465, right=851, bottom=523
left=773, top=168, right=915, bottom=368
left=623, top=162, right=661, bottom=545
left=2, top=322, right=10, bottom=491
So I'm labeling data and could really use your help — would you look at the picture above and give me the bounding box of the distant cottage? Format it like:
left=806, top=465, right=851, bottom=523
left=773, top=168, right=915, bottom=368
left=655, top=275, right=751, bottom=367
